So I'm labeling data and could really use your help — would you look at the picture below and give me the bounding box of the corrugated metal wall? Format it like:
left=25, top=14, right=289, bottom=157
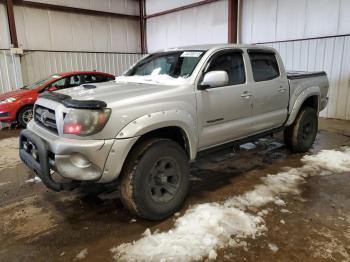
left=0, top=0, right=142, bottom=93
left=0, top=51, right=23, bottom=93
left=23, top=0, right=139, bottom=15
left=13, top=6, right=140, bottom=53
left=0, top=3, right=11, bottom=49
left=146, top=0, right=228, bottom=53
left=241, top=0, right=350, bottom=120
left=241, top=0, right=350, bottom=44
left=263, top=36, right=350, bottom=120
left=146, top=0, right=203, bottom=14
left=20, top=51, right=143, bottom=85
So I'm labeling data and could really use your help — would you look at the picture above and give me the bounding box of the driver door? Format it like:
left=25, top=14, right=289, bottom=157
left=196, top=49, right=254, bottom=149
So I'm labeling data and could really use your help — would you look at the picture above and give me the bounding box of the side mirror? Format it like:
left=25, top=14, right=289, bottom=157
left=48, top=86, right=57, bottom=92
left=199, top=71, right=229, bottom=90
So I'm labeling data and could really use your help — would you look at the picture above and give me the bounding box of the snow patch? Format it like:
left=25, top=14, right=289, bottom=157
left=208, top=250, right=217, bottom=260
left=268, top=243, right=279, bottom=252
left=25, top=176, right=42, bottom=183
left=115, top=75, right=187, bottom=86
left=280, top=208, right=291, bottom=213
left=111, top=147, right=350, bottom=262
left=75, top=249, right=88, bottom=260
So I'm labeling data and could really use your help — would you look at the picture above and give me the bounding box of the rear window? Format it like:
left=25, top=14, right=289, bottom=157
left=248, top=51, right=280, bottom=82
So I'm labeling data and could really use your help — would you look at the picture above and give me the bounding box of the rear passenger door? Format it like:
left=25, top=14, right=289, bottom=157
left=247, top=50, right=289, bottom=132
left=197, top=50, right=254, bottom=149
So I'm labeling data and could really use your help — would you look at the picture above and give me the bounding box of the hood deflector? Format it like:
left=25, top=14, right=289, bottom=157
left=39, top=92, right=107, bottom=110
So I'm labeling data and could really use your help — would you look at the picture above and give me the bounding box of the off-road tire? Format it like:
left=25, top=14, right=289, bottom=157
left=17, top=106, right=34, bottom=127
left=284, top=107, right=318, bottom=153
left=120, top=138, right=190, bottom=220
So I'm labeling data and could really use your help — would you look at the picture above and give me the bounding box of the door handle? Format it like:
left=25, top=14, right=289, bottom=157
left=241, top=91, right=252, bottom=99
left=277, top=86, right=287, bottom=93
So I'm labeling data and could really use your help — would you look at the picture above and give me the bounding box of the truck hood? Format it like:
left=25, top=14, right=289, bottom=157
left=55, top=80, right=184, bottom=105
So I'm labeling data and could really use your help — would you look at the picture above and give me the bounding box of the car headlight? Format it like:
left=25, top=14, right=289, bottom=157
left=63, top=108, right=111, bottom=136
left=0, top=97, right=17, bottom=104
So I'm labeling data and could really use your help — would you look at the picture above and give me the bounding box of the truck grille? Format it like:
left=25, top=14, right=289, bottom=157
left=34, top=105, right=58, bottom=134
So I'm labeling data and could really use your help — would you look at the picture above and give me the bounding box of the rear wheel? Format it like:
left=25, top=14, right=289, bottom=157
left=284, top=107, right=318, bottom=153
left=120, top=138, right=189, bottom=220
left=17, top=106, right=34, bottom=127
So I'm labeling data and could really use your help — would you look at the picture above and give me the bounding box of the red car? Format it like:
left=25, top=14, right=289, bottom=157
left=0, top=71, right=115, bottom=127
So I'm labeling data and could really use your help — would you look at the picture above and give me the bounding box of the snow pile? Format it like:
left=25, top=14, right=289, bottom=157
left=113, top=204, right=265, bottom=262
left=115, top=75, right=187, bottom=86
left=111, top=147, right=350, bottom=262
left=302, top=147, right=350, bottom=173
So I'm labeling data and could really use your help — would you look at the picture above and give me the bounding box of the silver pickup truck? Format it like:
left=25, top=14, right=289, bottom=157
left=19, top=44, right=329, bottom=220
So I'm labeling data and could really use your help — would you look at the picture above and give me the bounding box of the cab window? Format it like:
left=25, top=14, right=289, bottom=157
left=248, top=51, right=280, bottom=82
left=207, top=51, right=246, bottom=86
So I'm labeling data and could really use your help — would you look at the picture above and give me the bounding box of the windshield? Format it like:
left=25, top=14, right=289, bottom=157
left=125, top=50, right=205, bottom=79
left=22, top=74, right=61, bottom=90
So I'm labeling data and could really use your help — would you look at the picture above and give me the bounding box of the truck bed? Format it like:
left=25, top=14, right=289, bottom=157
left=286, top=71, right=326, bottom=80
left=286, top=71, right=329, bottom=117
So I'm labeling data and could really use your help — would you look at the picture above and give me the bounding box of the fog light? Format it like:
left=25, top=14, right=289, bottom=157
left=70, top=153, right=91, bottom=168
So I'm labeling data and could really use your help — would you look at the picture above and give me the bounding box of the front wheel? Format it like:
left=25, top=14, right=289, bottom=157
left=120, top=138, right=190, bottom=220
left=284, top=107, right=318, bottom=153
left=17, top=106, right=34, bottom=127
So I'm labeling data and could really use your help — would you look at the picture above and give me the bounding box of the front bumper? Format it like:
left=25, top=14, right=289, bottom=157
left=0, top=103, right=18, bottom=122
left=20, top=122, right=139, bottom=190
left=19, top=127, right=114, bottom=191
left=19, top=129, right=78, bottom=191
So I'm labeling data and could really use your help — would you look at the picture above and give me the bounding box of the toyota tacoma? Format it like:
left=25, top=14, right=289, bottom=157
left=19, top=44, right=329, bottom=220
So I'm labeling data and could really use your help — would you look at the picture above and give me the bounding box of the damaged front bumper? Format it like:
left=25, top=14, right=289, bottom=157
left=19, top=127, right=114, bottom=191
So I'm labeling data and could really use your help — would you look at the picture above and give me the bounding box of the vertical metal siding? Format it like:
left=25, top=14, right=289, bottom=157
left=0, top=51, right=23, bottom=93
left=22, top=0, right=139, bottom=16
left=241, top=0, right=350, bottom=121
left=241, top=0, right=350, bottom=44
left=263, top=36, right=350, bottom=120
left=20, top=51, right=143, bottom=85
left=14, top=6, right=141, bottom=53
left=146, top=0, right=228, bottom=53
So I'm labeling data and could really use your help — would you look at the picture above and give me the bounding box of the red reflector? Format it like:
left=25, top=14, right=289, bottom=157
left=64, top=124, right=82, bottom=134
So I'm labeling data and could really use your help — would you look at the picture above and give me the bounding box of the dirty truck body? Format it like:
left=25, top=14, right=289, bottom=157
left=19, top=44, right=329, bottom=220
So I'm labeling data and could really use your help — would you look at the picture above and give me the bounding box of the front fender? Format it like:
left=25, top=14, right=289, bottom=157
left=286, top=86, right=320, bottom=126
left=116, top=110, right=198, bottom=160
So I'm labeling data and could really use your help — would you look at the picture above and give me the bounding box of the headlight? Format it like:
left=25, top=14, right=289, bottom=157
left=63, top=108, right=111, bottom=136
left=0, top=97, right=17, bottom=104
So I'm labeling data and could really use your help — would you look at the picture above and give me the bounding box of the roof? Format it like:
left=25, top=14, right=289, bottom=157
left=157, top=43, right=274, bottom=53
left=58, top=71, right=114, bottom=77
